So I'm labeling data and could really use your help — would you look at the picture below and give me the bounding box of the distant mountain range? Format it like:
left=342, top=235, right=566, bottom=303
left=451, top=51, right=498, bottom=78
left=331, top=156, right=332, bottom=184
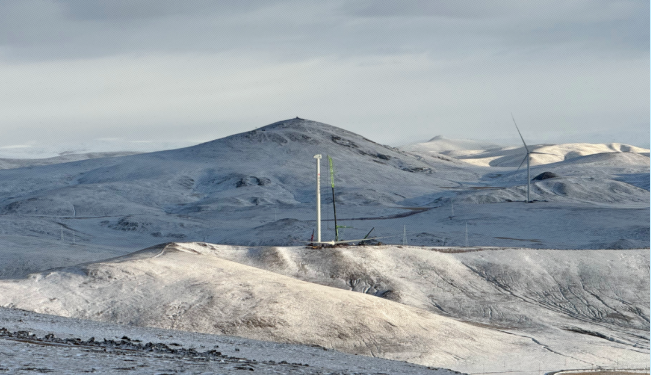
left=0, top=151, right=141, bottom=170
left=0, top=139, right=197, bottom=160
left=400, top=135, right=650, bottom=167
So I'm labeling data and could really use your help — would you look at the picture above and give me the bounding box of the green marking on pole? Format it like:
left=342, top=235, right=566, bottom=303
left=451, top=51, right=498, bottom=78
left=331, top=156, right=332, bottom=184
left=328, top=155, right=335, bottom=188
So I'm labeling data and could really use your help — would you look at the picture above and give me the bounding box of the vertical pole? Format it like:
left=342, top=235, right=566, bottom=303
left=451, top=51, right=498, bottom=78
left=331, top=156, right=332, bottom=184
left=526, top=154, right=530, bottom=203
left=451, top=200, right=454, bottom=216
left=314, top=154, right=322, bottom=243
left=465, top=222, right=469, bottom=247
left=328, top=156, right=338, bottom=242
left=332, top=187, right=338, bottom=242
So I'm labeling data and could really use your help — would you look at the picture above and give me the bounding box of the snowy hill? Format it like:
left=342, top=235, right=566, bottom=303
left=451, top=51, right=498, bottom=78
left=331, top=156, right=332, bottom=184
left=0, top=118, right=476, bottom=252
left=400, top=135, right=502, bottom=154
left=0, top=307, right=453, bottom=375
left=0, top=118, right=473, bottom=216
left=0, top=139, right=196, bottom=160
left=402, top=138, right=650, bottom=168
left=0, top=118, right=647, bottom=281
left=0, top=242, right=647, bottom=373
left=0, top=151, right=141, bottom=170
left=465, top=143, right=649, bottom=168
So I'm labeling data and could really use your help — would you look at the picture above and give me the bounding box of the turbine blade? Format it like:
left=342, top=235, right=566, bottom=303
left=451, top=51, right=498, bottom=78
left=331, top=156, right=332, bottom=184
left=511, top=113, right=529, bottom=153
left=516, top=155, right=528, bottom=171
left=530, top=151, right=559, bottom=156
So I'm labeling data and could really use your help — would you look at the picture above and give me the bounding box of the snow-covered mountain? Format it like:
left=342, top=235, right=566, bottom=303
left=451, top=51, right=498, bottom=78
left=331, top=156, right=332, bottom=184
left=400, top=135, right=503, bottom=154
left=0, top=118, right=648, bottom=280
left=0, top=119, right=474, bottom=249
left=0, top=118, right=472, bottom=216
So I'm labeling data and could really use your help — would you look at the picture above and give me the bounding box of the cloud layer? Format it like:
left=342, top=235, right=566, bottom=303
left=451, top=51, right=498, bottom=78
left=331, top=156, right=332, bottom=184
left=0, top=1, right=648, bottom=147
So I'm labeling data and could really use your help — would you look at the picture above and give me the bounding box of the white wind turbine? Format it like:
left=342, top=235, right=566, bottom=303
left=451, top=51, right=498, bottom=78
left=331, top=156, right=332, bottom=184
left=512, top=114, right=554, bottom=203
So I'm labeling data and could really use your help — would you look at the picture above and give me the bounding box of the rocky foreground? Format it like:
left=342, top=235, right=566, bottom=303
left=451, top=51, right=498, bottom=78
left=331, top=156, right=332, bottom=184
left=0, top=307, right=455, bottom=375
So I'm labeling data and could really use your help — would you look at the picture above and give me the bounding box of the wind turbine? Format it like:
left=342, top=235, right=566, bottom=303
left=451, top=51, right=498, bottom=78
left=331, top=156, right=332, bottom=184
left=512, top=114, right=553, bottom=203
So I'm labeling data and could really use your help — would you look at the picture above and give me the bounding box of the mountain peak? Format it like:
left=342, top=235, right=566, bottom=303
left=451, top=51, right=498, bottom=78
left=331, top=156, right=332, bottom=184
left=259, top=118, right=359, bottom=137
left=427, top=135, right=446, bottom=142
left=260, top=117, right=326, bottom=131
left=211, top=118, right=374, bottom=149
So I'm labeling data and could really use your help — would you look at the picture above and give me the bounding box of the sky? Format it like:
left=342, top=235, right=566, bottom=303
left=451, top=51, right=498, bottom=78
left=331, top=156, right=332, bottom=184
left=0, top=0, right=649, bottom=154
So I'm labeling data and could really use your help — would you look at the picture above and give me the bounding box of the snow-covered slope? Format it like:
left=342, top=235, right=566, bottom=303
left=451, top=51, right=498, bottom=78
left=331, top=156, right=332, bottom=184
left=0, top=242, right=625, bottom=373
left=197, top=243, right=648, bottom=343
left=400, top=135, right=502, bottom=155
left=469, top=143, right=649, bottom=168
left=402, top=140, right=650, bottom=168
left=0, top=118, right=472, bottom=216
left=450, top=177, right=649, bottom=205
left=0, top=242, right=647, bottom=373
left=0, top=139, right=196, bottom=160
left=0, top=118, right=474, bottom=256
left=0, top=151, right=141, bottom=170
left=0, top=307, right=454, bottom=375
left=0, top=118, right=647, bottom=280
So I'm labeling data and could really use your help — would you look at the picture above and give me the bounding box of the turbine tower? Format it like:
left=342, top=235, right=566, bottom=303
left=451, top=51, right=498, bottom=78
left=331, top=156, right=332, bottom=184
left=512, top=114, right=552, bottom=203
left=314, top=154, right=322, bottom=243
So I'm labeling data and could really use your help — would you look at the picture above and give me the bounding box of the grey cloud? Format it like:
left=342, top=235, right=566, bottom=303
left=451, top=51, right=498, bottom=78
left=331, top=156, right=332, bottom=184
left=345, top=0, right=649, bottom=57
left=60, top=1, right=228, bottom=21
left=0, top=0, right=646, bottom=62
left=343, top=0, right=514, bottom=18
left=0, top=1, right=345, bottom=61
left=0, top=1, right=646, bottom=148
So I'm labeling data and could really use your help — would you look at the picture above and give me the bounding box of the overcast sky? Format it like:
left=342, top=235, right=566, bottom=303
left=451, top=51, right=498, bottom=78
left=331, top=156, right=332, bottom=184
left=0, top=0, right=648, bottom=152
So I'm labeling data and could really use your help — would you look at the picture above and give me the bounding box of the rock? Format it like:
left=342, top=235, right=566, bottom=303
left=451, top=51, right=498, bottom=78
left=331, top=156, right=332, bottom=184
left=532, top=171, right=559, bottom=181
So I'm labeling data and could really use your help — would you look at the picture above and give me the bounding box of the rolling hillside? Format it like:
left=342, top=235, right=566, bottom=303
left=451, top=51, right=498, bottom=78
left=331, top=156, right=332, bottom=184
left=0, top=118, right=647, bottom=280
